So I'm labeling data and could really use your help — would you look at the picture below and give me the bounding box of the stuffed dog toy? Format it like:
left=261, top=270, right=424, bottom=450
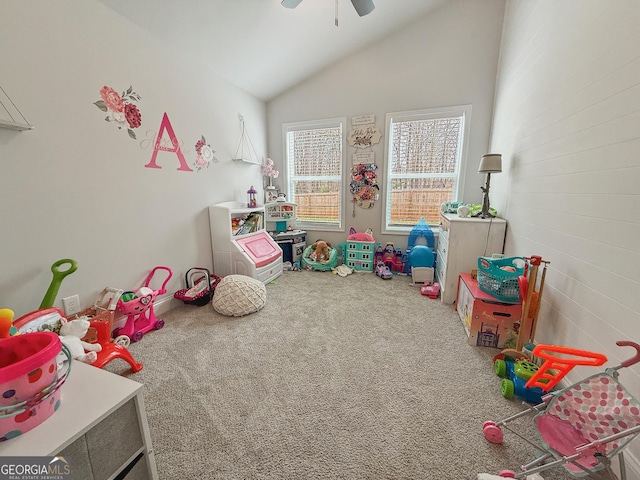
left=311, top=240, right=332, bottom=262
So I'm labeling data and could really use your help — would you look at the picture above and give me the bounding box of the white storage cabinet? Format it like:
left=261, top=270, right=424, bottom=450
left=209, top=202, right=283, bottom=283
left=436, top=213, right=506, bottom=304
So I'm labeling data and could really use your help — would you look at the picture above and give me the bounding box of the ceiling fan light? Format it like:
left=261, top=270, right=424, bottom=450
left=281, top=0, right=303, bottom=8
left=351, top=0, right=375, bottom=16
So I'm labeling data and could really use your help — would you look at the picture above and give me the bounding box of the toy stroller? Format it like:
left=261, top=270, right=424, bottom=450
left=113, top=266, right=172, bottom=343
left=483, top=341, right=640, bottom=479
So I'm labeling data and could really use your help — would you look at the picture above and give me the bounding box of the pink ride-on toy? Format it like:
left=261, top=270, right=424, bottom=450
left=113, top=266, right=172, bottom=343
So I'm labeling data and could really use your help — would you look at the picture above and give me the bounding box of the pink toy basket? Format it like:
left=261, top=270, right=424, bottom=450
left=0, top=332, right=71, bottom=441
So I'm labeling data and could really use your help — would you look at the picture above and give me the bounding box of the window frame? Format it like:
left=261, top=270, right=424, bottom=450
left=282, top=117, right=347, bottom=232
left=381, top=104, right=472, bottom=234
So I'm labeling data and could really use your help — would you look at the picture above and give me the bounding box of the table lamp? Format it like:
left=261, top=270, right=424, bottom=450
left=474, top=153, right=502, bottom=218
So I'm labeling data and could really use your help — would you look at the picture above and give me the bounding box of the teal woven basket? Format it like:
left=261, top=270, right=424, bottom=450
left=477, top=256, right=525, bottom=303
left=301, top=245, right=338, bottom=271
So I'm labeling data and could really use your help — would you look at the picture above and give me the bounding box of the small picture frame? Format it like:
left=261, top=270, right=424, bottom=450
left=265, top=186, right=279, bottom=204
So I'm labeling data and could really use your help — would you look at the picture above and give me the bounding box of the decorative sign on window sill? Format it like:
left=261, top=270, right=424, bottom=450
left=0, top=86, right=34, bottom=131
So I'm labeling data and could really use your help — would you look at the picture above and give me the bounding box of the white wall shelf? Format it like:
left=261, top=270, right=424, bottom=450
left=0, top=119, right=34, bottom=131
left=0, top=86, right=34, bottom=131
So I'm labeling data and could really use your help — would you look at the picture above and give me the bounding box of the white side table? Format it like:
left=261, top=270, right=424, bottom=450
left=0, top=361, right=158, bottom=480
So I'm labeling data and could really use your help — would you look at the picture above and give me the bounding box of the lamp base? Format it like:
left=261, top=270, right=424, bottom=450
left=474, top=172, right=496, bottom=219
left=472, top=210, right=496, bottom=219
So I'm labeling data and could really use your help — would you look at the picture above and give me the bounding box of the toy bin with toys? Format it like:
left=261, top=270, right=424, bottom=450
left=0, top=332, right=71, bottom=441
left=67, top=288, right=144, bottom=372
left=477, top=255, right=526, bottom=303
left=456, top=273, right=522, bottom=349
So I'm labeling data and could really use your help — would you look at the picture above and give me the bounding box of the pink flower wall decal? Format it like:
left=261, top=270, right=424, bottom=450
left=94, top=85, right=142, bottom=139
left=193, top=135, right=218, bottom=171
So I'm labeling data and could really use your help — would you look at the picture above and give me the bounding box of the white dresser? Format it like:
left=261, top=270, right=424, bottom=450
left=436, top=213, right=506, bottom=304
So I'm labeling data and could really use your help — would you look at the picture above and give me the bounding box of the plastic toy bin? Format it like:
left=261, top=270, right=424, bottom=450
left=477, top=256, right=525, bottom=303
left=0, top=332, right=69, bottom=441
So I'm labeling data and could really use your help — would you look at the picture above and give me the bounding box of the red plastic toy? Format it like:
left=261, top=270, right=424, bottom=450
left=14, top=305, right=143, bottom=373
left=90, top=316, right=143, bottom=372
left=114, top=266, right=172, bottom=343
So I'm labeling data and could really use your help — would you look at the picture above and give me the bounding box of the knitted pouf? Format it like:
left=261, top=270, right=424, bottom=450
left=212, top=275, right=266, bottom=317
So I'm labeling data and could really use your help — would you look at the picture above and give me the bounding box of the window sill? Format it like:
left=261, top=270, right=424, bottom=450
left=382, top=226, right=441, bottom=237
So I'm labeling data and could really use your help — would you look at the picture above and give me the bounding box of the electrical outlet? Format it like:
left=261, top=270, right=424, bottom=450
left=62, top=294, right=81, bottom=316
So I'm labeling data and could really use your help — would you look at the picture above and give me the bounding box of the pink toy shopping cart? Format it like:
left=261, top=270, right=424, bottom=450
left=483, top=341, right=640, bottom=479
left=113, top=266, right=172, bottom=343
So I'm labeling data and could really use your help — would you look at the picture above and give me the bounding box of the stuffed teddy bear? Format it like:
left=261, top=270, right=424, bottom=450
left=58, top=317, right=102, bottom=365
left=311, top=240, right=332, bottom=262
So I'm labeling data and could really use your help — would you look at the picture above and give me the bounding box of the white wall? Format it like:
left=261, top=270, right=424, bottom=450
left=267, top=0, right=507, bottom=249
left=0, top=0, right=266, bottom=318
left=490, top=0, right=640, bottom=474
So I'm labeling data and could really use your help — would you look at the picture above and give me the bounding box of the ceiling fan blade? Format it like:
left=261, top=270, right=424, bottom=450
left=281, top=0, right=303, bottom=8
left=351, top=0, right=375, bottom=16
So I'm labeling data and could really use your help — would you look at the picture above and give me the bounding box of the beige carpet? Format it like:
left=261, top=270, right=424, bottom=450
left=108, top=270, right=575, bottom=479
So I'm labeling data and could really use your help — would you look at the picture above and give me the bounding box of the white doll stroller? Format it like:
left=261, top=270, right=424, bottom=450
left=483, top=341, right=640, bottom=479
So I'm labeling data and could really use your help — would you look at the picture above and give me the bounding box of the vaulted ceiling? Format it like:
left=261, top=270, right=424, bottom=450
left=97, top=0, right=446, bottom=102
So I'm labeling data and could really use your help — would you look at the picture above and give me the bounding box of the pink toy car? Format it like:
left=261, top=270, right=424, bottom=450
left=375, top=261, right=392, bottom=280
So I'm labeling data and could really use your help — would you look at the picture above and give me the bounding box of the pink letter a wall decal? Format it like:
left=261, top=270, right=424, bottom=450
left=145, top=112, right=193, bottom=171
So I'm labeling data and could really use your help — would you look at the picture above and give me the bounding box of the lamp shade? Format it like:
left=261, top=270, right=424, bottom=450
left=351, top=0, right=375, bottom=16
left=478, top=154, right=502, bottom=173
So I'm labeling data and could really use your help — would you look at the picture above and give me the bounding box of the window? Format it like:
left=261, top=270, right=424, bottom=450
left=383, top=105, right=471, bottom=232
left=283, top=118, right=346, bottom=231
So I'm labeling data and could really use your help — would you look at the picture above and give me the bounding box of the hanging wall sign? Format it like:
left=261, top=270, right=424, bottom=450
left=352, top=114, right=375, bottom=126
left=353, top=151, right=375, bottom=165
left=348, top=114, right=381, bottom=149
left=348, top=125, right=381, bottom=149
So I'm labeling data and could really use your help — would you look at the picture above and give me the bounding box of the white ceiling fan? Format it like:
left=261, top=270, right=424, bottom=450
left=281, top=0, right=375, bottom=17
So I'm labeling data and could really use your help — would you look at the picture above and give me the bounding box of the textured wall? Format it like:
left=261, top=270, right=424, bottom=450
left=490, top=1, right=640, bottom=475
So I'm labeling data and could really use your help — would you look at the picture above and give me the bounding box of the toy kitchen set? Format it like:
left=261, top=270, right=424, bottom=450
left=264, top=201, right=306, bottom=267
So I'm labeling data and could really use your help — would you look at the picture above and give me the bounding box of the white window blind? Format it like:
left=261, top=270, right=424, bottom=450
left=383, top=105, right=470, bottom=231
left=284, top=118, right=345, bottom=230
